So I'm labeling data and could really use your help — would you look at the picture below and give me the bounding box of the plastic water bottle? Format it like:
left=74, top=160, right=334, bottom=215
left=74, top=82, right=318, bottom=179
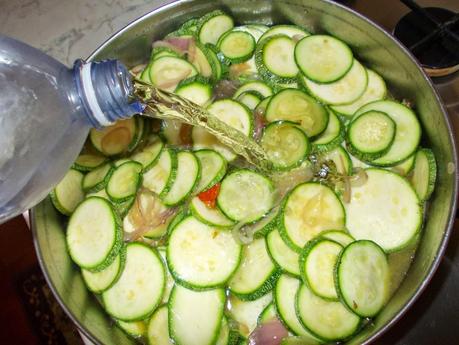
left=0, top=35, right=144, bottom=223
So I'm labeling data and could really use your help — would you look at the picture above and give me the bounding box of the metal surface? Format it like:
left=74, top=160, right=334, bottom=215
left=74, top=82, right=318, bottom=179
left=31, top=1, right=458, bottom=344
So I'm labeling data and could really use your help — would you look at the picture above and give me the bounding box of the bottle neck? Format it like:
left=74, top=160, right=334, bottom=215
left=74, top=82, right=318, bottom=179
left=73, top=59, right=144, bottom=128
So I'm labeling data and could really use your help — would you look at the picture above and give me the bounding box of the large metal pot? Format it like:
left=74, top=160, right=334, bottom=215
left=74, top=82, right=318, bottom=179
left=31, top=0, right=458, bottom=344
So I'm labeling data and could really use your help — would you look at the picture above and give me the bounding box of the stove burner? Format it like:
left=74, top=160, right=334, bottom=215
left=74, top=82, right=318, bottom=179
left=394, top=4, right=459, bottom=77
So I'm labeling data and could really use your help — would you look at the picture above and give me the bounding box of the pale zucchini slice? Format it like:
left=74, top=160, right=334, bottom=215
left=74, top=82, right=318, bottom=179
left=106, top=161, right=142, bottom=202
left=215, top=316, right=231, bottom=345
left=296, top=283, right=361, bottom=341
left=301, top=59, right=368, bottom=105
left=102, top=243, right=165, bottom=321
left=162, top=151, right=200, bottom=206
left=236, top=91, right=262, bottom=110
left=217, top=169, right=274, bottom=223
left=116, top=319, right=147, bottom=338
left=228, top=237, right=278, bottom=300
left=160, top=119, right=183, bottom=146
left=169, top=285, right=225, bottom=345
left=67, top=197, right=122, bottom=271
left=190, top=197, right=235, bottom=227
left=175, top=76, right=213, bottom=106
left=233, top=81, right=273, bottom=99
left=149, top=56, right=198, bottom=92
left=50, top=168, right=85, bottom=215
left=389, top=154, right=415, bottom=176
left=82, top=163, right=113, bottom=193
left=354, top=100, right=421, bottom=166
left=207, top=99, right=253, bottom=137
left=90, top=118, right=138, bottom=156
left=318, top=146, right=352, bottom=175
left=147, top=305, right=173, bottom=345
left=312, top=109, right=345, bottom=153
left=131, top=138, right=164, bottom=172
left=73, top=153, right=108, bottom=172
left=192, top=126, right=237, bottom=162
left=233, top=25, right=267, bottom=42
left=265, top=89, right=328, bottom=138
left=259, top=25, right=310, bottom=41
left=336, top=240, right=390, bottom=317
left=167, top=216, right=241, bottom=289
left=274, top=274, right=318, bottom=340
left=82, top=249, right=125, bottom=294
left=410, top=148, right=437, bottom=201
left=194, top=149, right=227, bottom=193
left=331, top=69, right=387, bottom=116
left=142, top=149, right=177, bottom=197
left=257, top=303, right=277, bottom=324
left=280, top=182, right=345, bottom=251
left=319, top=230, right=354, bottom=247
left=158, top=248, right=175, bottom=304
left=344, top=168, right=422, bottom=252
left=300, top=238, right=343, bottom=300
left=256, top=35, right=299, bottom=83
left=266, top=229, right=301, bottom=276
left=227, top=293, right=272, bottom=338
left=198, top=10, right=234, bottom=45
left=295, top=35, right=353, bottom=83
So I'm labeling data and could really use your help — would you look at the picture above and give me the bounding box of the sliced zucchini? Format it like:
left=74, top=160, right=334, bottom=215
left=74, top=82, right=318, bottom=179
left=147, top=305, right=173, bottom=345
left=257, top=303, right=277, bottom=324
left=140, top=64, right=152, bottom=83
left=215, top=316, right=231, bottom=345
left=90, top=118, right=139, bottom=156
left=256, top=35, right=299, bottom=83
left=205, top=43, right=223, bottom=80
left=194, top=149, right=227, bottom=193
left=301, top=59, right=368, bottom=105
left=131, top=138, right=164, bottom=172
left=50, top=169, right=85, bottom=215
left=259, top=25, right=310, bottom=41
left=162, top=151, right=200, bottom=206
left=189, top=43, right=217, bottom=79
left=167, top=216, right=241, bottom=289
left=218, top=30, right=255, bottom=63
left=346, top=110, right=396, bottom=161
left=300, top=238, right=343, bottom=300
left=175, top=76, right=213, bottom=106
left=227, top=293, right=272, bottom=338
left=228, top=237, right=279, bottom=300
left=331, top=69, right=387, bottom=116
left=73, top=153, right=108, bottom=172
left=67, top=197, right=122, bottom=271
left=169, top=285, right=225, bottom=345
left=261, top=121, right=310, bottom=171
left=344, top=168, right=422, bottom=252
left=354, top=100, right=421, bottom=166
left=102, top=243, right=165, bottom=321
left=266, top=229, right=300, bottom=276
left=410, top=148, right=437, bottom=201
left=158, top=248, right=175, bottom=304
left=252, top=208, right=279, bottom=238
left=318, top=146, right=352, bottom=175
left=190, top=197, right=235, bottom=227
left=312, top=109, right=345, bottom=153
left=217, top=169, right=274, bottom=223
left=198, top=10, right=234, bottom=45
left=280, top=182, right=345, bottom=251
left=233, top=80, right=273, bottom=99
left=265, top=89, right=328, bottom=138
left=280, top=336, right=321, bottom=345
left=151, top=46, right=181, bottom=61
left=106, top=161, right=142, bottom=202
left=296, top=283, right=361, bottom=341
left=142, top=149, right=177, bottom=197
left=208, top=99, right=254, bottom=137
left=389, top=154, right=415, bottom=176
left=114, top=196, right=135, bottom=218
left=233, top=25, right=267, bottom=42
left=295, top=35, right=353, bottom=83
left=319, top=230, right=354, bottom=247
left=274, top=274, right=318, bottom=340
left=160, top=119, right=183, bottom=146
left=149, top=56, right=198, bottom=92
left=82, top=163, right=113, bottom=193
left=236, top=91, right=262, bottom=110
left=116, top=319, right=147, bottom=339
left=81, top=248, right=125, bottom=294
left=336, top=240, right=390, bottom=317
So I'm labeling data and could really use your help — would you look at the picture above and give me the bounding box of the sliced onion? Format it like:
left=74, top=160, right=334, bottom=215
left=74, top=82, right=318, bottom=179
left=253, top=110, right=266, bottom=141
left=350, top=167, right=368, bottom=187
left=271, top=164, right=314, bottom=200
left=153, top=37, right=194, bottom=55
left=248, top=319, right=289, bottom=345
left=231, top=222, right=255, bottom=245
left=342, top=175, right=351, bottom=204
left=292, top=34, right=304, bottom=43
left=187, top=38, right=197, bottom=65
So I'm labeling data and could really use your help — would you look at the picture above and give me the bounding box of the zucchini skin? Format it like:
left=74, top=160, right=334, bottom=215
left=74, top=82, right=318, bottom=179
left=230, top=269, right=281, bottom=301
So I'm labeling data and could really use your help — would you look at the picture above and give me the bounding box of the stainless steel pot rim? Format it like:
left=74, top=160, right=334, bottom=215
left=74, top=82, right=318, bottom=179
left=32, top=0, right=459, bottom=344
